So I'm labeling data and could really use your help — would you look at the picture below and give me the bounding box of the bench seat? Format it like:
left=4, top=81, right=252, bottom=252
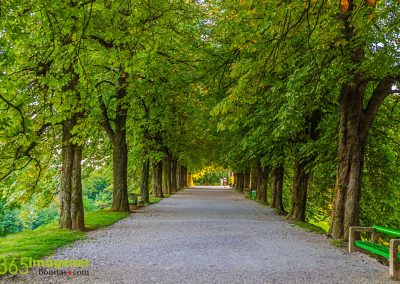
left=373, top=226, right=400, bottom=238
left=350, top=226, right=400, bottom=279
left=354, top=241, right=400, bottom=259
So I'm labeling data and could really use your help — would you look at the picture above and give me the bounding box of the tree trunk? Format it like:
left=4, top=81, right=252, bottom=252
left=328, top=6, right=395, bottom=239
left=287, top=160, right=310, bottom=221
left=111, top=129, right=129, bottom=212
left=244, top=170, right=250, bottom=196
left=176, top=161, right=182, bottom=191
left=171, top=157, right=178, bottom=193
left=250, top=165, right=258, bottom=193
left=237, top=172, right=244, bottom=193
left=60, top=120, right=74, bottom=229
left=140, top=157, right=150, bottom=204
left=99, top=74, right=130, bottom=212
left=181, top=165, right=187, bottom=189
left=60, top=118, right=85, bottom=230
left=256, top=166, right=270, bottom=204
left=152, top=161, right=164, bottom=198
left=330, top=84, right=366, bottom=239
left=71, top=144, right=84, bottom=230
left=163, top=154, right=172, bottom=194
left=271, top=166, right=286, bottom=214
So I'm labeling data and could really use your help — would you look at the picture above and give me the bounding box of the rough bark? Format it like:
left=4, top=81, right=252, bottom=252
left=287, top=160, right=310, bottom=221
left=171, top=157, right=178, bottom=193
left=140, top=157, right=150, bottom=204
left=71, top=144, right=84, bottom=230
left=249, top=165, right=258, bottom=193
left=176, top=161, right=182, bottom=191
left=181, top=166, right=187, bottom=188
left=271, top=166, right=286, bottom=214
left=60, top=120, right=74, bottom=229
left=111, top=128, right=129, bottom=212
left=236, top=172, right=244, bottom=193
left=152, top=161, right=164, bottom=198
left=60, top=118, right=85, bottom=230
left=163, top=154, right=172, bottom=194
left=256, top=165, right=270, bottom=204
left=329, top=3, right=396, bottom=239
left=99, top=74, right=130, bottom=212
left=287, top=110, right=321, bottom=221
left=244, top=170, right=251, bottom=197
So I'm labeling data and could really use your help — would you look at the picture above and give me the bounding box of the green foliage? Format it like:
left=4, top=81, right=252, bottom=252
left=82, top=170, right=113, bottom=211
left=28, top=204, right=59, bottom=230
left=193, top=170, right=229, bottom=186
left=0, top=199, right=22, bottom=236
left=0, top=0, right=399, bottom=249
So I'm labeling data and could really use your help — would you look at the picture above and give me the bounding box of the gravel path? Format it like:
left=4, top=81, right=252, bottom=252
left=3, top=187, right=392, bottom=284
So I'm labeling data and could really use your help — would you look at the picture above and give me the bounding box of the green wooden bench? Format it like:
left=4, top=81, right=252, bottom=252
left=349, top=225, right=400, bottom=279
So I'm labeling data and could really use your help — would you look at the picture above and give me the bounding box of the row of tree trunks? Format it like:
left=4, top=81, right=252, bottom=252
left=235, top=164, right=271, bottom=205
left=249, top=166, right=258, bottom=198
left=236, top=164, right=291, bottom=216
left=180, top=166, right=188, bottom=189
left=244, top=171, right=250, bottom=196
left=171, top=157, right=178, bottom=193
left=287, top=110, right=321, bottom=222
left=176, top=160, right=182, bottom=191
left=256, top=165, right=270, bottom=204
left=271, top=166, right=286, bottom=214
left=236, top=172, right=244, bottom=193
left=139, top=154, right=187, bottom=198
left=152, top=161, right=164, bottom=198
left=287, top=160, right=310, bottom=221
left=162, top=154, right=172, bottom=194
left=140, top=155, right=150, bottom=204
left=60, top=117, right=84, bottom=230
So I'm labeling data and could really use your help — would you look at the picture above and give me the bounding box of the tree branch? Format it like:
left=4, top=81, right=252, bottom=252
left=97, top=93, right=115, bottom=144
left=362, top=78, right=396, bottom=139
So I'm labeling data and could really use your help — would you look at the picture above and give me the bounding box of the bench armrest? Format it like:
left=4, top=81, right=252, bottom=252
left=390, top=239, right=400, bottom=278
left=349, top=226, right=376, bottom=253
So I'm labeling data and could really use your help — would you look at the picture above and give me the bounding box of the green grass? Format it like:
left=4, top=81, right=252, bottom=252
left=0, top=209, right=129, bottom=275
left=85, top=210, right=130, bottom=230
left=292, top=220, right=327, bottom=234
left=149, top=194, right=170, bottom=205
left=310, top=219, right=330, bottom=232
left=331, top=239, right=346, bottom=248
left=0, top=194, right=172, bottom=276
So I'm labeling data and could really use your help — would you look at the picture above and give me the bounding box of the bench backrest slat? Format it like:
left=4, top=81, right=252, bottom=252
left=373, top=225, right=400, bottom=237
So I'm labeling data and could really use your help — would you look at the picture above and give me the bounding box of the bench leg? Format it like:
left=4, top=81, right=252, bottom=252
left=371, top=231, right=378, bottom=243
left=349, top=227, right=356, bottom=253
left=389, top=239, right=400, bottom=279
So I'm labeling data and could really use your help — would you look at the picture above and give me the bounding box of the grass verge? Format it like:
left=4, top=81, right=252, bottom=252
left=149, top=194, right=170, bottom=205
left=0, top=209, right=129, bottom=275
left=292, top=220, right=326, bottom=234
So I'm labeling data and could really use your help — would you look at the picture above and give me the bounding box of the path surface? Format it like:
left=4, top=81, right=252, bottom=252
left=4, top=187, right=391, bottom=284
